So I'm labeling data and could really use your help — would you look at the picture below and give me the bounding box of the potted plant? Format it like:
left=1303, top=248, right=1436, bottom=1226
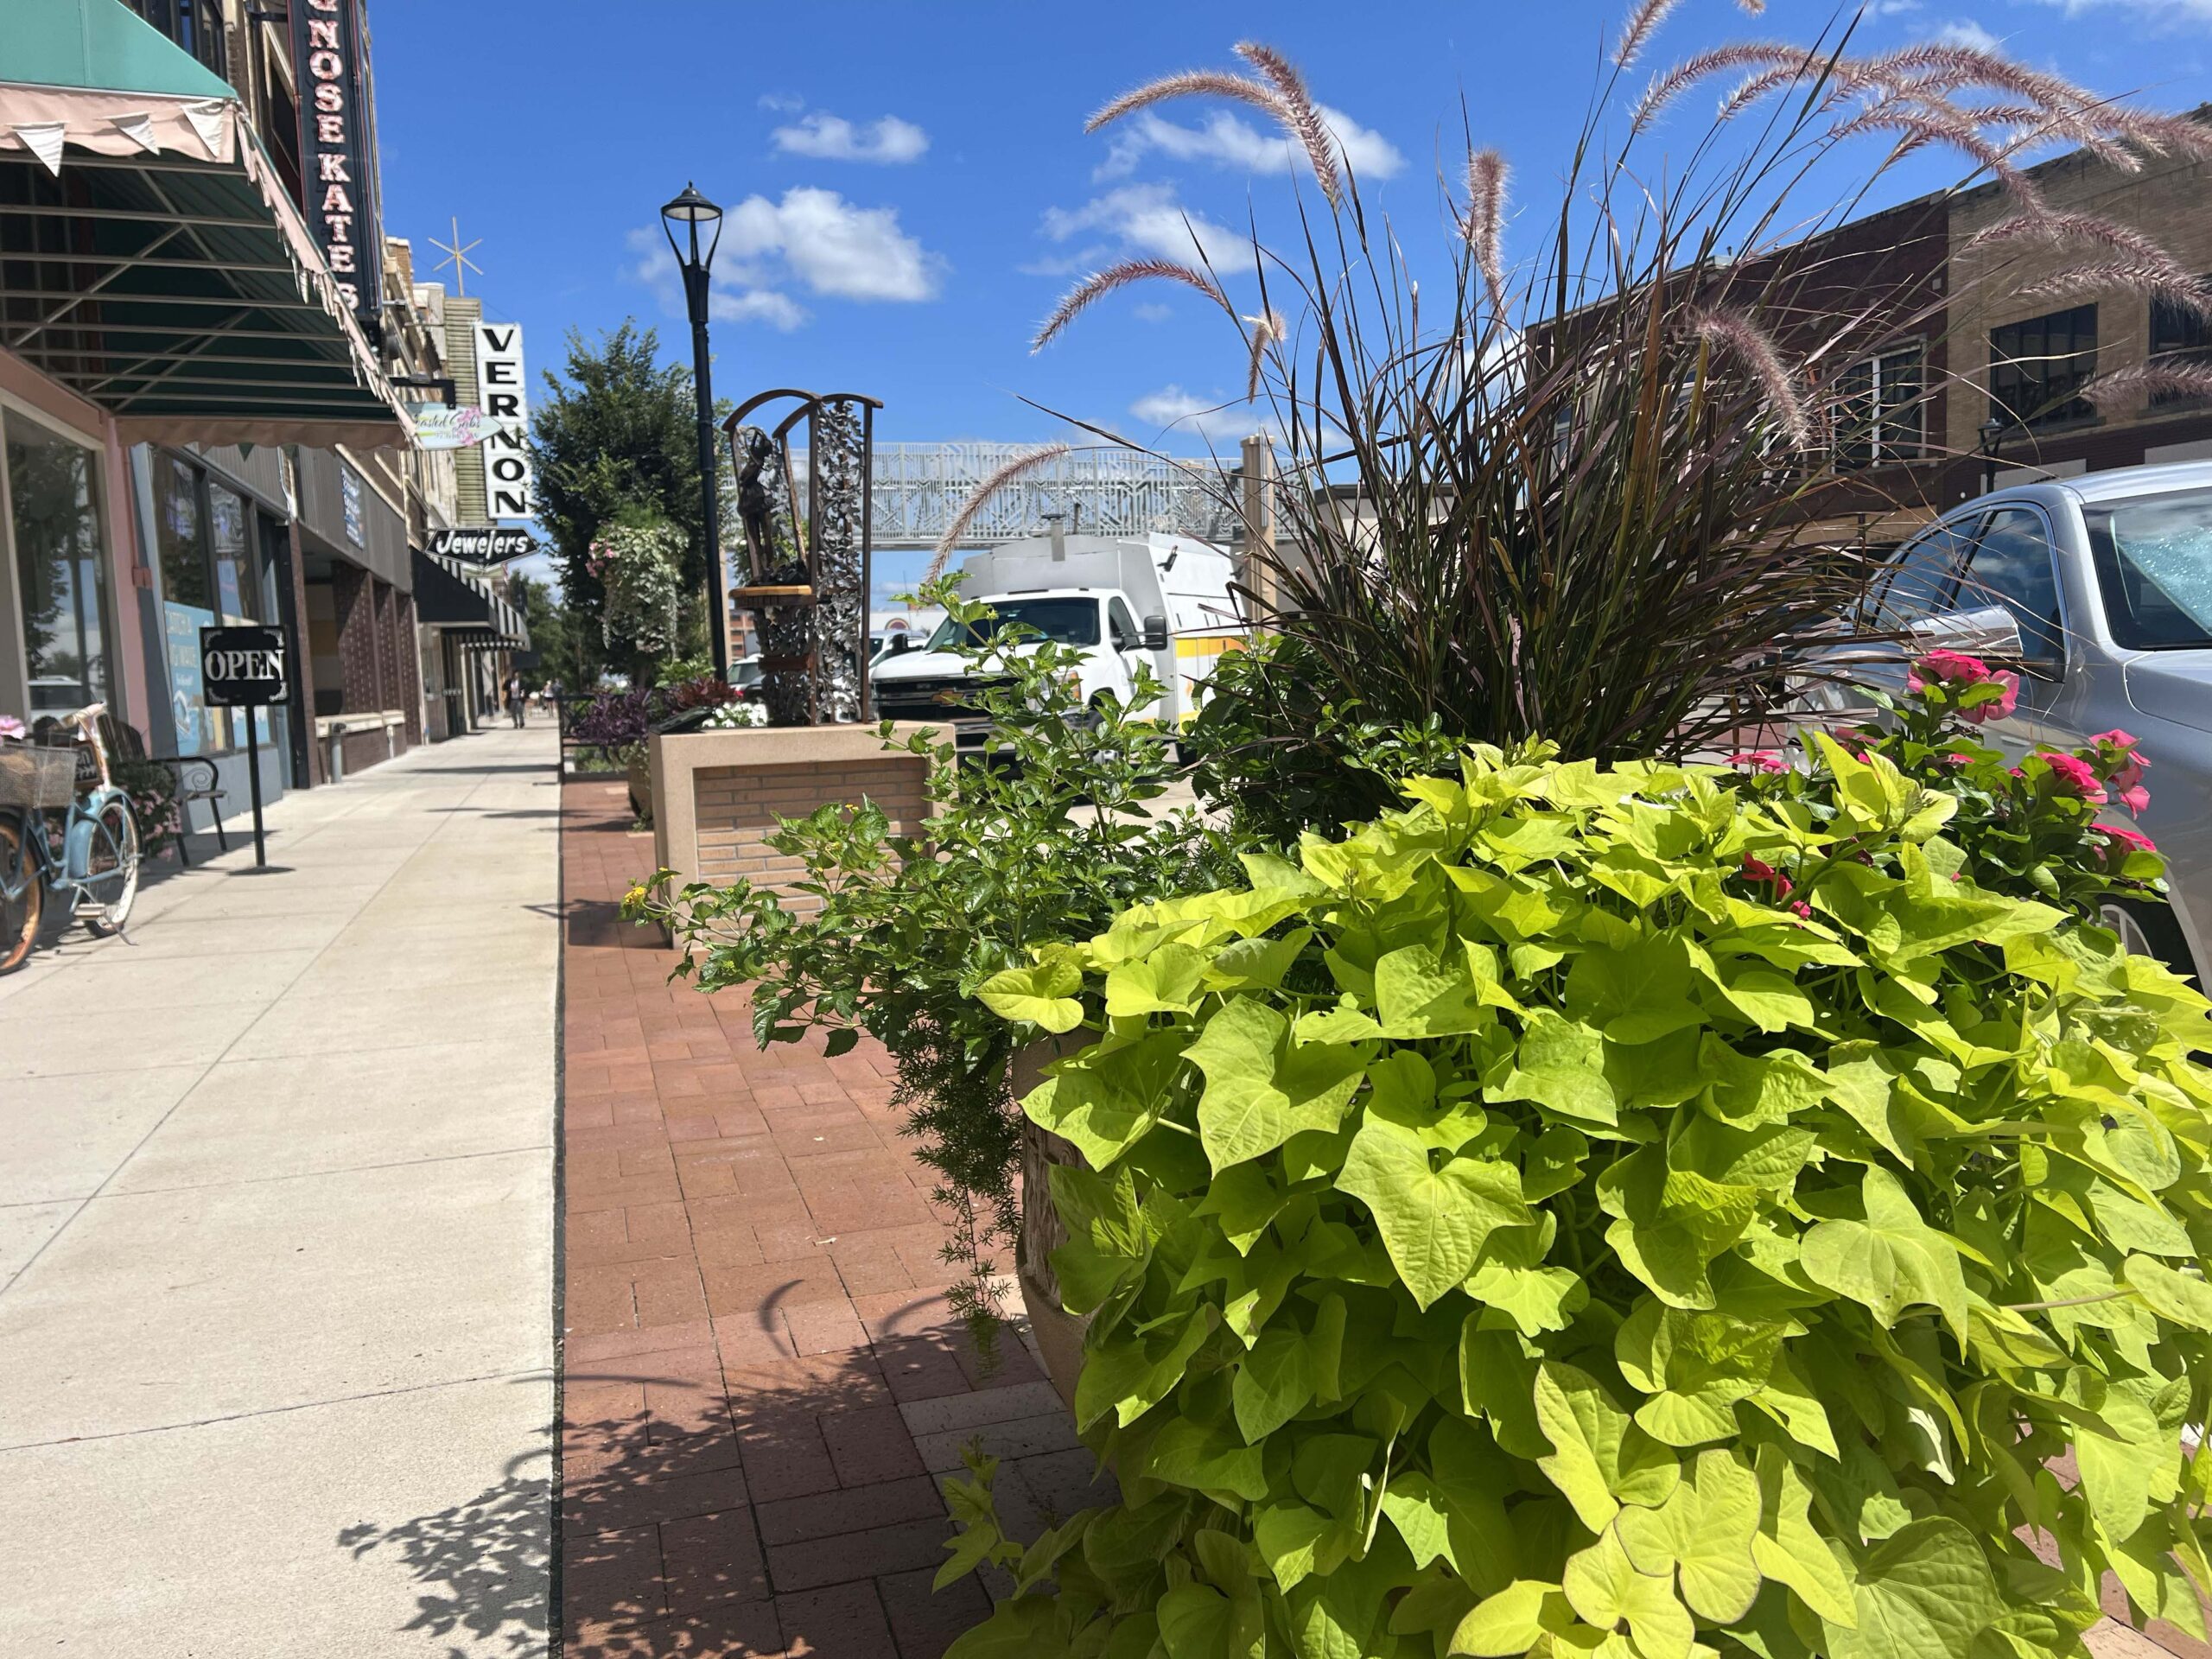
left=943, top=680, right=2207, bottom=1657
left=628, top=580, right=1236, bottom=1343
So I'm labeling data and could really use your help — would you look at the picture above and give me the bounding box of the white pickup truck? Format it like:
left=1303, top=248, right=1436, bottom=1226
left=871, top=528, right=1246, bottom=754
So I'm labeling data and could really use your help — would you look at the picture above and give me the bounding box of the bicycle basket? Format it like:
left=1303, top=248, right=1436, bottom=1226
left=0, top=742, right=76, bottom=810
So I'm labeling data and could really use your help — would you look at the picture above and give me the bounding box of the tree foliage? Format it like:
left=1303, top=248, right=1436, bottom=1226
left=530, top=321, right=721, bottom=677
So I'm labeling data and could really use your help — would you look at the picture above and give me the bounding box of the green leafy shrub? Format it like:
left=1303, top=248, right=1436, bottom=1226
left=949, top=721, right=2212, bottom=1657
left=626, top=580, right=1237, bottom=1330
left=1183, top=634, right=1464, bottom=849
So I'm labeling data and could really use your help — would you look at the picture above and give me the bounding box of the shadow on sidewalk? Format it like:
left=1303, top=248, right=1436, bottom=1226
left=338, top=1432, right=553, bottom=1657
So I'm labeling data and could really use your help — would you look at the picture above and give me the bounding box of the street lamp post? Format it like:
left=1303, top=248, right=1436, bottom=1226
left=662, top=182, right=728, bottom=682
left=1978, top=415, right=2008, bottom=498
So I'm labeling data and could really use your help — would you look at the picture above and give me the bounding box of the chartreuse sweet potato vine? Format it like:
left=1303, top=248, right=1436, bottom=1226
left=942, top=738, right=2212, bottom=1659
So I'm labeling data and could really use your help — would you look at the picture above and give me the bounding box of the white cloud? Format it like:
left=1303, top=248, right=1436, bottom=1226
left=1133, top=302, right=1174, bottom=322
left=721, top=188, right=944, bottom=302
left=1866, top=0, right=1920, bottom=13
left=1039, top=183, right=1246, bottom=269
left=710, top=289, right=807, bottom=330
left=757, top=92, right=804, bottom=113
left=771, top=111, right=930, bottom=165
left=1096, top=104, right=1404, bottom=185
left=1128, top=385, right=1268, bottom=446
left=624, top=188, right=942, bottom=330
left=1929, top=17, right=2000, bottom=48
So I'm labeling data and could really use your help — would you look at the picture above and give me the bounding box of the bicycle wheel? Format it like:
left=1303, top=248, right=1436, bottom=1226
left=0, top=814, right=42, bottom=973
left=81, top=797, right=140, bottom=937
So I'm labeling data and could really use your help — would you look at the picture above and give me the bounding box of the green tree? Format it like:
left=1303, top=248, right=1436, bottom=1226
left=506, top=570, right=583, bottom=691
left=530, top=320, right=728, bottom=679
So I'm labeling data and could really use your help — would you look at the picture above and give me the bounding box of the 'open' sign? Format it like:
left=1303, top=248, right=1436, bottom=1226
left=200, top=626, right=290, bottom=708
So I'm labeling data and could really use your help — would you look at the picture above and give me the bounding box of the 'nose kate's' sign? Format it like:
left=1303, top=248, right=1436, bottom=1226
left=199, top=626, right=290, bottom=708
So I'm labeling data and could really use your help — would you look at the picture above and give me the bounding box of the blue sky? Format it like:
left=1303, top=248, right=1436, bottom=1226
left=366, top=0, right=2209, bottom=591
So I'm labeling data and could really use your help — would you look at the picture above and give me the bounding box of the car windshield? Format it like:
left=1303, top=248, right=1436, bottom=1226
left=2085, top=487, right=2212, bottom=650
left=925, top=597, right=1100, bottom=650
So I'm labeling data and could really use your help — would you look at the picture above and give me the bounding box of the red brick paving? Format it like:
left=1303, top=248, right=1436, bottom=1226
left=560, top=780, right=1103, bottom=1658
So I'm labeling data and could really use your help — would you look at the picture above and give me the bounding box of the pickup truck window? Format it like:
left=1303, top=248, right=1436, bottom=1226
left=1960, top=507, right=2065, bottom=666
left=1108, top=598, right=1141, bottom=649
left=2086, top=486, right=2212, bottom=650
left=927, top=596, right=1102, bottom=650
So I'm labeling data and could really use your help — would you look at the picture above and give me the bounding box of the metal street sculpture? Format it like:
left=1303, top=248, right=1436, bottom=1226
left=721, top=390, right=881, bottom=726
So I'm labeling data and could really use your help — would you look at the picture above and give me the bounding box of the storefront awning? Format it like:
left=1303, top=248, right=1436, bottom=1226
left=411, top=549, right=530, bottom=649
left=0, top=0, right=409, bottom=448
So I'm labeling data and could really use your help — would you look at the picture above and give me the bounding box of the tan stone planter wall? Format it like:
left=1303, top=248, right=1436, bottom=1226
left=648, top=724, right=936, bottom=912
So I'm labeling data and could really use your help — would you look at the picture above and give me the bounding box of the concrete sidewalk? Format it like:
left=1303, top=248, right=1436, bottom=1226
left=0, top=723, right=560, bottom=1656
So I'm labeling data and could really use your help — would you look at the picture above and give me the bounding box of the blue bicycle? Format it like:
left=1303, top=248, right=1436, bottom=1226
left=0, top=703, right=143, bottom=972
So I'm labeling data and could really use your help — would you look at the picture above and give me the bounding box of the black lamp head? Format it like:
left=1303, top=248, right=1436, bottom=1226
left=660, top=181, right=723, bottom=274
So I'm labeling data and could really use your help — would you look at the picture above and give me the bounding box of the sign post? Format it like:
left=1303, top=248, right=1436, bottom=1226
left=200, top=626, right=289, bottom=870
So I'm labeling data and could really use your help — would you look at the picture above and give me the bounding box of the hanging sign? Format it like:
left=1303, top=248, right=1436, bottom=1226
left=289, top=0, right=382, bottom=324
left=407, top=403, right=496, bottom=451
left=473, top=323, right=535, bottom=518
left=429, top=527, right=537, bottom=564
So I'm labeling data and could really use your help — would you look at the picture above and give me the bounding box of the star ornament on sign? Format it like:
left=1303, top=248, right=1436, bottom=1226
left=429, top=215, right=483, bottom=296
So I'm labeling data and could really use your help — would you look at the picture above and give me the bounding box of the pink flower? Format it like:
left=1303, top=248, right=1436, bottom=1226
left=1789, top=900, right=1812, bottom=919
left=1727, top=749, right=1787, bottom=774
left=2090, top=728, right=2140, bottom=751
left=1942, top=752, right=1973, bottom=768
left=1916, top=649, right=1992, bottom=686
left=1958, top=670, right=2019, bottom=725
left=0, top=715, right=22, bottom=741
left=2100, top=824, right=2158, bottom=856
left=2040, top=751, right=2108, bottom=804
left=2119, top=783, right=2150, bottom=815
left=1741, top=855, right=1794, bottom=897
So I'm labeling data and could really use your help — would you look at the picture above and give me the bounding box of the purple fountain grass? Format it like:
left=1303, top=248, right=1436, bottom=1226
left=1084, top=70, right=1284, bottom=134
left=924, top=444, right=1072, bottom=580
left=1011, top=6, right=2212, bottom=766
left=1233, top=41, right=1342, bottom=206
left=1690, top=306, right=1813, bottom=448
left=2083, top=360, right=2212, bottom=412
left=1243, top=309, right=1285, bottom=402
left=1465, top=149, right=1510, bottom=313
left=1032, top=259, right=1232, bottom=354
left=1613, top=0, right=1685, bottom=70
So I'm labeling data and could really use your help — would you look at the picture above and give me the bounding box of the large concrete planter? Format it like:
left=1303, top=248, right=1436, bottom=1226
left=1010, top=1033, right=1091, bottom=1412
left=649, top=723, right=936, bottom=909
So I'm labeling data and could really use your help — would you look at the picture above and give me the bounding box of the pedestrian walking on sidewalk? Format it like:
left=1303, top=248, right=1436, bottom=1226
left=504, top=671, right=527, bottom=728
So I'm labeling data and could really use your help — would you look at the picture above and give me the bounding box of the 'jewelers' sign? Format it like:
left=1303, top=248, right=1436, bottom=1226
left=474, top=323, right=536, bottom=519
left=290, top=0, right=381, bottom=323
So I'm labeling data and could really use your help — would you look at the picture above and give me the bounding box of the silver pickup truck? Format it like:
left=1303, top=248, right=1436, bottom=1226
left=1795, top=459, right=2212, bottom=983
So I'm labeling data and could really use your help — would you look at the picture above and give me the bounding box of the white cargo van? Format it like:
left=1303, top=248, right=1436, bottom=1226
left=871, top=528, right=1246, bottom=753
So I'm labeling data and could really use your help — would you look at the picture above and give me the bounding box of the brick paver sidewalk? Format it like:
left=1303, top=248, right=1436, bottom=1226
left=559, top=779, right=1105, bottom=1658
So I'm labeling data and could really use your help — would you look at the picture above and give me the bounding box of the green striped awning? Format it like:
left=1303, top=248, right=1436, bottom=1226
left=0, top=0, right=408, bottom=448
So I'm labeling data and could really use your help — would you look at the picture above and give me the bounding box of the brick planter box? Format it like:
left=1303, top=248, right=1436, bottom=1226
left=648, top=724, right=935, bottom=911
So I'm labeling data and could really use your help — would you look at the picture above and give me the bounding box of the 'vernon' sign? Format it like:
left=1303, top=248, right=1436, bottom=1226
left=474, top=323, right=536, bottom=520
left=200, top=626, right=290, bottom=708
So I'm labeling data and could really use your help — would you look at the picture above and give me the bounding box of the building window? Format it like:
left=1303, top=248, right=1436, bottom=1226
left=118, top=0, right=228, bottom=83
left=7, top=412, right=111, bottom=715
left=1834, top=343, right=1924, bottom=467
left=154, top=454, right=270, bottom=753
left=2150, top=283, right=2212, bottom=409
left=1990, top=305, right=2097, bottom=430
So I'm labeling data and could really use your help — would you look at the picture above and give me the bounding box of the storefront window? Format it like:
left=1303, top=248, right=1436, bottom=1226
left=156, top=454, right=270, bottom=753
left=7, top=412, right=111, bottom=715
